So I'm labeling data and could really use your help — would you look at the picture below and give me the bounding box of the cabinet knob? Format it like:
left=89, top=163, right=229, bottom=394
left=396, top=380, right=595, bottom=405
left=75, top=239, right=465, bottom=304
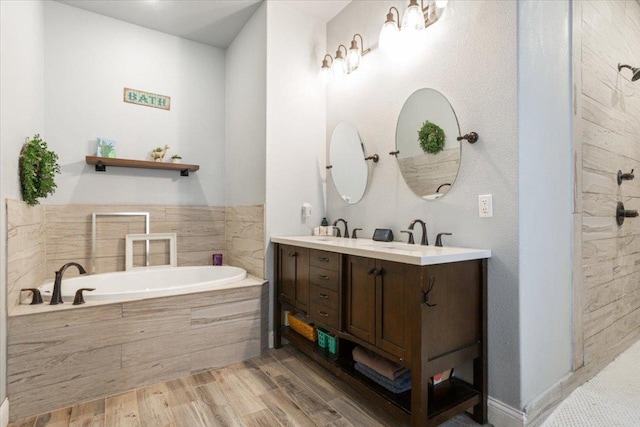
left=318, top=274, right=330, bottom=280
left=317, top=257, right=329, bottom=262
left=367, top=268, right=383, bottom=277
left=318, top=293, right=329, bottom=299
left=318, top=311, right=329, bottom=317
left=288, top=252, right=297, bottom=258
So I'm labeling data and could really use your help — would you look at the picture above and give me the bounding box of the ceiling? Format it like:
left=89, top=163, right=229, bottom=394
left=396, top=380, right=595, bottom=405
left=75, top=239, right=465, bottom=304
left=56, top=0, right=351, bottom=49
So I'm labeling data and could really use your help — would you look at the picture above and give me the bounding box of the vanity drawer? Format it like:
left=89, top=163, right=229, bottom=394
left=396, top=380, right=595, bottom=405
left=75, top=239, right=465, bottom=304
left=310, top=249, right=340, bottom=271
left=309, top=300, right=340, bottom=330
left=310, top=284, right=339, bottom=308
left=309, top=266, right=339, bottom=291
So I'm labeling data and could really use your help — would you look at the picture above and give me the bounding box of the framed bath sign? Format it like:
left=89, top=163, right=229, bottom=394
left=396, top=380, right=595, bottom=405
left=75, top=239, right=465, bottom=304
left=123, top=87, right=171, bottom=111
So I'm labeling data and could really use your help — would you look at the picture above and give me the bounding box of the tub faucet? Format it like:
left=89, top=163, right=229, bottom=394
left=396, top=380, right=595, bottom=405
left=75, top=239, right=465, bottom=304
left=50, top=262, right=87, bottom=305
left=333, top=218, right=349, bottom=238
left=408, top=219, right=428, bottom=246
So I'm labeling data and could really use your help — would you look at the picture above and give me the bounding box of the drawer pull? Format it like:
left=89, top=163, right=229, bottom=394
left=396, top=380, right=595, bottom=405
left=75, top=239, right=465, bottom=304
left=317, top=257, right=330, bottom=262
left=367, top=268, right=383, bottom=277
left=318, top=274, right=330, bottom=280
left=318, top=311, right=329, bottom=317
left=422, top=276, right=437, bottom=307
left=288, top=252, right=297, bottom=258
left=318, top=293, right=329, bottom=299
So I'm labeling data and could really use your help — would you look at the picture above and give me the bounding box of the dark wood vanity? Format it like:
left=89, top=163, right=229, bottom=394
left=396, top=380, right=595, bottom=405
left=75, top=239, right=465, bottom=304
left=273, top=239, right=489, bottom=427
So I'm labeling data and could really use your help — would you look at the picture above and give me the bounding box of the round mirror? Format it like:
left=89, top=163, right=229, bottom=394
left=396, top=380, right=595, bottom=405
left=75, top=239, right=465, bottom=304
left=395, top=88, right=461, bottom=200
left=329, top=121, right=368, bottom=204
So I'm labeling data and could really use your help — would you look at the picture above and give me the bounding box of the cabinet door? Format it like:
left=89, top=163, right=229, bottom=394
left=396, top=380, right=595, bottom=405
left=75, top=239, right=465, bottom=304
left=277, top=245, right=309, bottom=311
left=376, top=260, right=409, bottom=360
left=346, top=256, right=376, bottom=344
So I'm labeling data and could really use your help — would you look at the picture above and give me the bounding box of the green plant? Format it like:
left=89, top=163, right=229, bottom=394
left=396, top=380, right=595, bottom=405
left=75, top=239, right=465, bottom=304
left=153, top=147, right=163, bottom=152
left=171, top=154, right=182, bottom=159
left=418, top=120, right=446, bottom=154
left=20, top=134, right=61, bottom=206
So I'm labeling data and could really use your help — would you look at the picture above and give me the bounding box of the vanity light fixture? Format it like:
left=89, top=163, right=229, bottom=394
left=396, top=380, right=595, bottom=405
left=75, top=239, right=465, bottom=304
left=380, top=7, right=401, bottom=52
left=332, top=45, right=348, bottom=75
left=346, top=34, right=371, bottom=73
left=379, top=0, right=447, bottom=50
left=320, top=54, right=333, bottom=84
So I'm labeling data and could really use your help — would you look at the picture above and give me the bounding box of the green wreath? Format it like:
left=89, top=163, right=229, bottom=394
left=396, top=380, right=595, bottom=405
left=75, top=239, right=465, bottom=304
left=418, top=121, right=446, bottom=154
left=20, top=134, right=61, bottom=206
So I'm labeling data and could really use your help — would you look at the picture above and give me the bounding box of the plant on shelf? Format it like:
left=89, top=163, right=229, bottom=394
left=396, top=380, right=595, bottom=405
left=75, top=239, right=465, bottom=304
left=20, top=134, right=61, bottom=206
left=151, top=144, right=170, bottom=162
left=171, top=154, right=182, bottom=164
left=418, top=120, right=446, bottom=154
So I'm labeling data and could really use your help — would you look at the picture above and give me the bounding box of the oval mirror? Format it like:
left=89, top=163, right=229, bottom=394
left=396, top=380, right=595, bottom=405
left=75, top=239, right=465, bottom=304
left=329, top=121, right=368, bottom=204
left=395, top=88, right=461, bottom=200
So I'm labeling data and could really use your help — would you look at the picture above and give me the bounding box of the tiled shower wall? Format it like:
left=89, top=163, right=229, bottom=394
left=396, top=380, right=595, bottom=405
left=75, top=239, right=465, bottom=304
left=6, top=201, right=265, bottom=314
left=578, top=0, right=640, bottom=385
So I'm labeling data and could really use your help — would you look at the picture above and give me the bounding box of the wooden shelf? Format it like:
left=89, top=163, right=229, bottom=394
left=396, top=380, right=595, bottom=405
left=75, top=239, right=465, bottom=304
left=85, top=156, right=199, bottom=176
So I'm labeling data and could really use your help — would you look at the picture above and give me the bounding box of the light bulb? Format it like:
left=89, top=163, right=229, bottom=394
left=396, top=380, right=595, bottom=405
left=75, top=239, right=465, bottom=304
left=402, top=1, right=426, bottom=32
left=436, top=0, right=448, bottom=8
left=379, top=20, right=400, bottom=52
left=332, top=56, right=345, bottom=75
left=320, top=66, right=331, bottom=85
left=346, top=41, right=361, bottom=73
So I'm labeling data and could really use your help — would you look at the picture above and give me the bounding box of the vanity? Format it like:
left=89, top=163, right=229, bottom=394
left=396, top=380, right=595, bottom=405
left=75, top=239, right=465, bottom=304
left=272, top=236, right=490, bottom=427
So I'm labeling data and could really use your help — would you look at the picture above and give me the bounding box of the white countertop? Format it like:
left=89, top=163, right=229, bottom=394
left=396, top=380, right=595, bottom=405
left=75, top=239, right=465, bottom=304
left=271, top=235, right=491, bottom=266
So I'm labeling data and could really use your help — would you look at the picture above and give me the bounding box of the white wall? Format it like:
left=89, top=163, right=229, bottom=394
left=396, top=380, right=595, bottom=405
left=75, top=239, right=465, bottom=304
left=326, top=1, right=520, bottom=407
left=518, top=0, right=573, bottom=406
left=264, top=1, right=327, bottom=329
left=225, top=2, right=267, bottom=206
left=43, top=1, right=226, bottom=206
left=0, top=0, right=45, bottom=405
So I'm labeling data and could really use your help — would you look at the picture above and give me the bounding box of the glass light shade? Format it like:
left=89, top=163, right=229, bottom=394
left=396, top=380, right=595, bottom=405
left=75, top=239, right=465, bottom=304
left=346, top=48, right=360, bottom=73
left=402, top=3, right=426, bottom=32
left=436, top=0, right=448, bottom=8
left=320, top=66, right=331, bottom=85
left=379, top=21, right=400, bottom=52
left=332, top=57, right=345, bottom=75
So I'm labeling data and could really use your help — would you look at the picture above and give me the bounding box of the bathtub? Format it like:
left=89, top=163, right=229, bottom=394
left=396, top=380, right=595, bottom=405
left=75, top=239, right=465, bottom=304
left=37, top=265, right=248, bottom=302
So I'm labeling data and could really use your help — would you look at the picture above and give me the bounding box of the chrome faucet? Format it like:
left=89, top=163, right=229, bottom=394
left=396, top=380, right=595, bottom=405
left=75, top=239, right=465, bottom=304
left=332, top=218, right=349, bottom=238
left=408, top=219, right=428, bottom=245
left=50, top=262, right=87, bottom=305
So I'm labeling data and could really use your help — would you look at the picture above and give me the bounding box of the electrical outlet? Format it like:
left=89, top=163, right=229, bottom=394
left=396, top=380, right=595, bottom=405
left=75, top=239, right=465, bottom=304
left=478, top=194, right=493, bottom=218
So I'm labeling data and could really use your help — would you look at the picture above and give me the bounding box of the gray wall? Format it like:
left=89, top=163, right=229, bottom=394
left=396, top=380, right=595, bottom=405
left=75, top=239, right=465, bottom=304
left=326, top=0, right=520, bottom=407
left=225, top=2, right=267, bottom=207
left=518, top=0, right=573, bottom=406
left=0, top=0, right=46, bottom=405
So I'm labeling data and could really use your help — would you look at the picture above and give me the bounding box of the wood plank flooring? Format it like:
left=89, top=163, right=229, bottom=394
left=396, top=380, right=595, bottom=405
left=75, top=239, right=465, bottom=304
left=9, top=345, right=480, bottom=427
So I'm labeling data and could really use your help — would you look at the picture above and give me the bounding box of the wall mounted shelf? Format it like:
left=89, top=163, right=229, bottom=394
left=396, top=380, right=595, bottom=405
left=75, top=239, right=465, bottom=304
left=85, top=156, right=199, bottom=176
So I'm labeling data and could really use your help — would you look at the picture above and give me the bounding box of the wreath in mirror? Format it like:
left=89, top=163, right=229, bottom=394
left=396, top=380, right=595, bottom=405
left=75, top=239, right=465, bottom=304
left=20, top=134, right=61, bottom=206
left=418, top=120, right=446, bottom=154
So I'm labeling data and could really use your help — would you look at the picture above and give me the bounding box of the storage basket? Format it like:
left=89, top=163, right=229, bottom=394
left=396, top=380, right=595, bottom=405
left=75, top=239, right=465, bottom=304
left=287, top=312, right=317, bottom=342
left=317, top=327, right=338, bottom=354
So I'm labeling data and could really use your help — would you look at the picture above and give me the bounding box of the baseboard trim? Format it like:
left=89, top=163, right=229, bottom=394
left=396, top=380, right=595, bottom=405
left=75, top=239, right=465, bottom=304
left=488, top=397, right=526, bottom=427
left=1, top=398, right=9, bottom=427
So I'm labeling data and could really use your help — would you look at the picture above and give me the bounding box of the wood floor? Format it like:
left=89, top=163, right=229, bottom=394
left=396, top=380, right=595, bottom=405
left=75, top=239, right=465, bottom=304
left=8, top=345, right=480, bottom=427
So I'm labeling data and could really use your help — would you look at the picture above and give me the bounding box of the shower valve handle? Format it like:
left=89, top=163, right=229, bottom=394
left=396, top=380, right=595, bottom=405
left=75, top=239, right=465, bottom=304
left=617, top=169, right=635, bottom=185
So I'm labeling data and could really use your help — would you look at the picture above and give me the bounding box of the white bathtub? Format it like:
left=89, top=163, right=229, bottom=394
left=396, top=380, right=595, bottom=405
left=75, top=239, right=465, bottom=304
left=37, top=265, right=248, bottom=302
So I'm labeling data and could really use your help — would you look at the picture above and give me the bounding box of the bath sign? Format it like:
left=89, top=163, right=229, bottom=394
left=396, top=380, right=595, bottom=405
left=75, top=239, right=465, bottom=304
left=123, top=88, right=171, bottom=111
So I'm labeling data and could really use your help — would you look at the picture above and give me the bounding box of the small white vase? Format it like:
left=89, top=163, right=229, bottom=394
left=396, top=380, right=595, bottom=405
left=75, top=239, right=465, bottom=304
left=172, top=158, right=181, bottom=164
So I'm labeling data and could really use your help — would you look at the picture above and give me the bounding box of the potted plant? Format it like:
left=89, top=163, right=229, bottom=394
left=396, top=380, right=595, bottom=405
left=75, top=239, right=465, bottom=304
left=20, top=134, right=61, bottom=206
left=151, top=145, right=169, bottom=162
left=171, top=154, right=182, bottom=164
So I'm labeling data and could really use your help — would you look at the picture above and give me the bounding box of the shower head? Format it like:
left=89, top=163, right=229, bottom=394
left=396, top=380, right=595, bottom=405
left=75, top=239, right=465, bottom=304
left=618, top=63, right=640, bottom=82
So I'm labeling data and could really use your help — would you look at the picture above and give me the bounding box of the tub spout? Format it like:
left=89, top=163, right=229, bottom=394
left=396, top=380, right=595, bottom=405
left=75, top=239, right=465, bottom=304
left=50, top=262, right=87, bottom=305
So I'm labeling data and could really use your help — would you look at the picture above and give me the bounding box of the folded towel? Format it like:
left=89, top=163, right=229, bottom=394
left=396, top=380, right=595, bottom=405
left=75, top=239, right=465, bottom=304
left=354, top=362, right=412, bottom=394
left=352, top=346, right=408, bottom=380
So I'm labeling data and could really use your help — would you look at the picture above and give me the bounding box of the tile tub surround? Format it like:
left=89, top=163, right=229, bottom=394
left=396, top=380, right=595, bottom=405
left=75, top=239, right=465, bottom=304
left=6, top=279, right=268, bottom=421
left=6, top=201, right=266, bottom=313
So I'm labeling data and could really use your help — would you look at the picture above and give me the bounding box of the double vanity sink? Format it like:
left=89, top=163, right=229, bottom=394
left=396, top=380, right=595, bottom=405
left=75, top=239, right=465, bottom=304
left=271, top=235, right=491, bottom=266
left=272, top=234, right=491, bottom=427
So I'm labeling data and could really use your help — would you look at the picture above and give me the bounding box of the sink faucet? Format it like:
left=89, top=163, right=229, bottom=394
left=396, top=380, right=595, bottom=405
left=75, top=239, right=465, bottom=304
left=50, top=262, right=87, bottom=305
left=332, top=218, right=349, bottom=238
left=408, top=219, right=428, bottom=245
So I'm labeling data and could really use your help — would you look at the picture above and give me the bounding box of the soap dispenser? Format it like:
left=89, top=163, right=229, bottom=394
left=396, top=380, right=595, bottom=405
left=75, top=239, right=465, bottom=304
left=321, top=217, right=329, bottom=226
